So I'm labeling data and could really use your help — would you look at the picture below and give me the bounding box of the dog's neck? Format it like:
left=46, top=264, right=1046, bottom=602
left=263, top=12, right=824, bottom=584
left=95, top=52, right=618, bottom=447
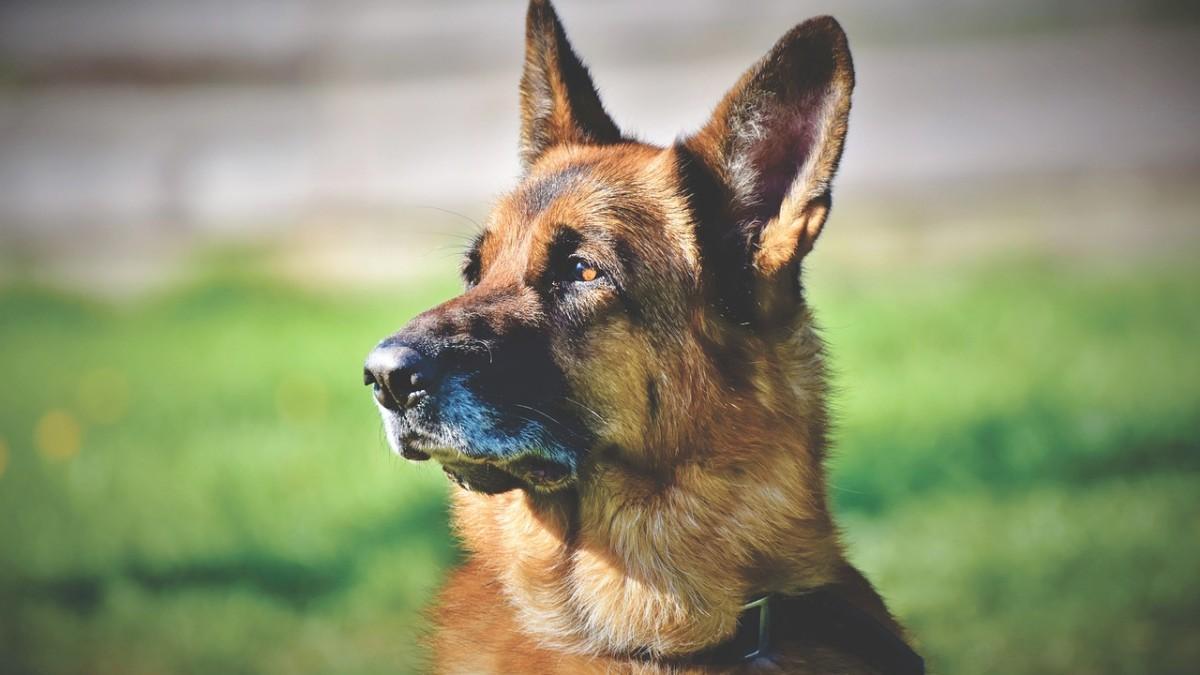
left=451, top=361, right=855, bottom=658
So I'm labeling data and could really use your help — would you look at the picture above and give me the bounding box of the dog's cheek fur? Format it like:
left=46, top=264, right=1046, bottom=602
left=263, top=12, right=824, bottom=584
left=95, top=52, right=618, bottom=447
left=554, top=316, right=654, bottom=449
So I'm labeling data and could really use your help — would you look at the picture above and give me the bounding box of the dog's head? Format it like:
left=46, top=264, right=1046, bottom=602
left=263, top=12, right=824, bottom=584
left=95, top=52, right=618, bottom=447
left=365, top=0, right=853, bottom=495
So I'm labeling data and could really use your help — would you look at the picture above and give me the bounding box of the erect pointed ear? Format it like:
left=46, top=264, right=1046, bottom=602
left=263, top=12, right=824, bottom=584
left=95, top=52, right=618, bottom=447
left=687, top=16, right=854, bottom=277
left=519, top=0, right=622, bottom=171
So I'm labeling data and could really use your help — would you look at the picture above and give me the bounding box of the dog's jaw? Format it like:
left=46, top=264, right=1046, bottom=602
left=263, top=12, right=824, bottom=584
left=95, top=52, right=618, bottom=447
left=376, top=374, right=584, bottom=494
left=386, top=424, right=581, bottom=495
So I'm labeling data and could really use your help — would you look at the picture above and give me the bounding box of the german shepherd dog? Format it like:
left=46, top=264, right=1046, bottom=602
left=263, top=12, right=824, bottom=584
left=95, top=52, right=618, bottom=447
left=364, top=1, right=922, bottom=672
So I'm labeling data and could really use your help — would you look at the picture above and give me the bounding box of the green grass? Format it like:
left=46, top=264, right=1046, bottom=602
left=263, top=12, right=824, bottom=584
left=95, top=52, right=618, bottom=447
left=0, top=255, right=1197, bottom=674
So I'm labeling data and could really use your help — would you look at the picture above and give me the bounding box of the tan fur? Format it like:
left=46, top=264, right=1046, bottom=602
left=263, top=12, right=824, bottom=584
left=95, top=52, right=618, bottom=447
left=402, top=2, right=914, bottom=672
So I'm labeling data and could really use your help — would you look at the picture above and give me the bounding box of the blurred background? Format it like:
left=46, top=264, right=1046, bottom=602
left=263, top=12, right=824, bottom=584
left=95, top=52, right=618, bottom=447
left=1, top=1, right=1197, bottom=673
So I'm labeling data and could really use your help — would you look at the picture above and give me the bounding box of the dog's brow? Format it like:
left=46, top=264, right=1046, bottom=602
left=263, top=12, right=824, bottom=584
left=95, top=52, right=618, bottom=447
left=545, top=226, right=582, bottom=265
left=521, top=163, right=593, bottom=216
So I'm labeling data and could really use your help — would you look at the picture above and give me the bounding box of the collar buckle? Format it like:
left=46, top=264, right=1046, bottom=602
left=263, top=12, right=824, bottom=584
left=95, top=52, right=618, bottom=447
left=739, top=594, right=772, bottom=660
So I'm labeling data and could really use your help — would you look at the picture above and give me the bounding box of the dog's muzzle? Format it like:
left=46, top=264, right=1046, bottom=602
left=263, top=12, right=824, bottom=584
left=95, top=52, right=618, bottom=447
left=363, top=338, right=578, bottom=494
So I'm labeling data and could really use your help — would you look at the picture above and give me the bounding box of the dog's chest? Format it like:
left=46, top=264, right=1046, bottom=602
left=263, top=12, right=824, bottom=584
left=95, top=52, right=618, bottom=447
left=430, top=562, right=884, bottom=674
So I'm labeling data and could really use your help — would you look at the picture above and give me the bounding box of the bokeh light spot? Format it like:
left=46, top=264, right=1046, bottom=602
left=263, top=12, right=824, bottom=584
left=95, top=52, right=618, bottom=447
left=78, top=367, right=130, bottom=425
left=276, top=376, right=329, bottom=424
left=36, top=410, right=82, bottom=462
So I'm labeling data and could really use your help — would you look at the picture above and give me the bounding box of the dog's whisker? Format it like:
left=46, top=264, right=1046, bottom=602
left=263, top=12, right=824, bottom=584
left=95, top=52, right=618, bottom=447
left=564, top=396, right=608, bottom=425
left=405, top=204, right=483, bottom=230
left=829, top=482, right=866, bottom=495
left=512, top=403, right=564, bottom=428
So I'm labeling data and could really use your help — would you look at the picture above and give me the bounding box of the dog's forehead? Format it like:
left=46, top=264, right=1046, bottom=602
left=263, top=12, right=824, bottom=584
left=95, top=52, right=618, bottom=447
left=479, top=144, right=698, bottom=271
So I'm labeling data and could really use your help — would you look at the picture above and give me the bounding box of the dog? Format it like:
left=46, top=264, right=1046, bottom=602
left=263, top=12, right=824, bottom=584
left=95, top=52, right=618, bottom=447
left=364, top=1, right=922, bottom=672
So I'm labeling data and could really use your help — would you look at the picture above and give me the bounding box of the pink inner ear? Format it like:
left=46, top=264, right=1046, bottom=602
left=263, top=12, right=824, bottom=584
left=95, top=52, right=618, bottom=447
left=745, top=98, right=820, bottom=223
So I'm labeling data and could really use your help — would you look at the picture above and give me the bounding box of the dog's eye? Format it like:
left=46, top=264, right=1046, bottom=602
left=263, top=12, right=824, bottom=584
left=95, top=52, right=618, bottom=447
left=571, top=259, right=601, bottom=283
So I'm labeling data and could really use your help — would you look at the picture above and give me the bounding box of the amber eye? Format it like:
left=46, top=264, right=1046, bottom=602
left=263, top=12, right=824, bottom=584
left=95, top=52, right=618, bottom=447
left=572, top=260, right=600, bottom=283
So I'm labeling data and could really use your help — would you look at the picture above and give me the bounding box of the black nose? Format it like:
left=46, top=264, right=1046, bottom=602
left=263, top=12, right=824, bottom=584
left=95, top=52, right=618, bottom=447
left=363, top=342, right=438, bottom=410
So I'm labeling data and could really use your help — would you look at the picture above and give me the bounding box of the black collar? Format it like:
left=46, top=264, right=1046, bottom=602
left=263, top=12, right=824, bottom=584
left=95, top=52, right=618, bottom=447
left=682, top=588, right=925, bottom=673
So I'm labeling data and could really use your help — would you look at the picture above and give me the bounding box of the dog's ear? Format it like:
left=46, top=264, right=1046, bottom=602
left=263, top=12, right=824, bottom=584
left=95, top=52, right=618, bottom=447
left=519, top=0, right=621, bottom=171
left=687, top=16, right=854, bottom=279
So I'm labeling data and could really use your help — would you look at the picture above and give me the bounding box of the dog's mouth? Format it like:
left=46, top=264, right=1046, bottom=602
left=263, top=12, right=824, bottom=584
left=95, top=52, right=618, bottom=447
left=400, top=432, right=575, bottom=495
left=376, top=371, right=587, bottom=495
